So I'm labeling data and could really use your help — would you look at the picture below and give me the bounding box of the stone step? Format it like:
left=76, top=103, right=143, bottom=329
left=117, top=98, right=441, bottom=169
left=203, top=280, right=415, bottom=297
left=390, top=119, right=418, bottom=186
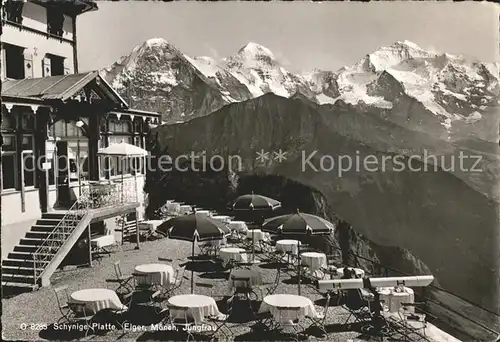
left=2, top=259, right=48, bottom=268
left=31, top=225, right=58, bottom=232
left=7, top=251, right=56, bottom=261
left=35, top=219, right=62, bottom=226
left=41, top=213, right=66, bottom=219
left=1, top=281, right=38, bottom=290
left=26, top=231, right=73, bottom=239
left=2, top=274, right=36, bottom=284
left=2, top=266, right=37, bottom=276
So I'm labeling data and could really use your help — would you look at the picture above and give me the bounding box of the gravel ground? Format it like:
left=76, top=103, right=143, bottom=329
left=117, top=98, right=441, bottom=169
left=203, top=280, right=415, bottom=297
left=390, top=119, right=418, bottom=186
left=2, top=236, right=426, bottom=341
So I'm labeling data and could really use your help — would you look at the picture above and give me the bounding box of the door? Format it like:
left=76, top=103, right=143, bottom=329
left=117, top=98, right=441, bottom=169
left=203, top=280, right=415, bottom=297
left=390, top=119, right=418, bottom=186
left=56, top=141, right=71, bottom=208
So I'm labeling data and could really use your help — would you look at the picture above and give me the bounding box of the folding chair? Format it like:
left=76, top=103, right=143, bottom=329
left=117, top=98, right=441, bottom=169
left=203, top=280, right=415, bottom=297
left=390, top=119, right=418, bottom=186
left=164, top=265, right=189, bottom=298
left=343, top=289, right=374, bottom=325
left=398, top=302, right=428, bottom=340
left=67, top=302, right=96, bottom=337
left=106, top=261, right=134, bottom=296
left=208, top=295, right=234, bottom=340
left=195, top=282, right=214, bottom=298
left=166, top=304, right=196, bottom=342
left=53, top=285, right=72, bottom=323
left=308, top=292, right=331, bottom=336
left=275, top=306, right=303, bottom=342
left=230, top=275, right=258, bottom=314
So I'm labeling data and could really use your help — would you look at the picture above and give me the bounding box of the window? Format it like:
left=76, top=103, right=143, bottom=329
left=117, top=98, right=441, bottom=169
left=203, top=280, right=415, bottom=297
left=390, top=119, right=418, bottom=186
left=48, top=54, right=65, bottom=76
left=22, top=135, right=35, bottom=187
left=47, top=7, right=64, bottom=37
left=2, top=0, right=24, bottom=24
left=1, top=135, right=16, bottom=190
left=21, top=113, right=35, bottom=131
left=108, top=120, right=131, bottom=134
left=4, top=43, right=25, bottom=79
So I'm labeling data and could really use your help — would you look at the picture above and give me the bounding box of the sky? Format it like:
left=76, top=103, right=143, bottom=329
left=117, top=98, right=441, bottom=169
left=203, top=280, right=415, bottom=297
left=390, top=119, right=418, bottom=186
left=78, top=1, right=499, bottom=73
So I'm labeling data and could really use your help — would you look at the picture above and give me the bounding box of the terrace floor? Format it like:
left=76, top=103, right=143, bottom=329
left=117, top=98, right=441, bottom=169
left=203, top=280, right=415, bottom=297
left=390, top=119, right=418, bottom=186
left=2, top=236, right=460, bottom=341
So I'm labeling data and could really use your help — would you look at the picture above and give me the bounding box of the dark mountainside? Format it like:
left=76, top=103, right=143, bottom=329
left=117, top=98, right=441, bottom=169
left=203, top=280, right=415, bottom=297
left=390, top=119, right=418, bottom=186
left=147, top=93, right=500, bottom=338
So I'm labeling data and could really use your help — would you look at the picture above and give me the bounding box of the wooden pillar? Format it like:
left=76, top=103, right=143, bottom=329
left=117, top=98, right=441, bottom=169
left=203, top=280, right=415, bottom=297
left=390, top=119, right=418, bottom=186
left=36, top=108, right=48, bottom=213
left=88, top=225, right=93, bottom=267
left=14, top=108, right=25, bottom=212
left=87, top=115, right=100, bottom=181
left=134, top=209, right=140, bottom=250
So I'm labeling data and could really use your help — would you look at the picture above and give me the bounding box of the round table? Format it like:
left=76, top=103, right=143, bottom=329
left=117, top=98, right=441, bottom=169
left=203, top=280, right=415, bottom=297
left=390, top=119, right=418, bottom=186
left=301, top=252, right=327, bottom=272
left=335, top=267, right=365, bottom=279
left=246, top=229, right=270, bottom=242
left=179, top=205, right=193, bottom=215
left=167, top=202, right=181, bottom=213
left=228, top=269, right=263, bottom=290
left=168, top=294, right=221, bottom=324
left=276, top=240, right=300, bottom=255
left=212, top=215, right=231, bottom=224
left=377, top=287, right=415, bottom=313
left=70, top=288, right=126, bottom=314
left=219, top=247, right=247, bottom=266
left=259, top=294, right=319, bottom=321
left=228, top=221, right=248, bottom=233
left=195, top=210, right=211, bottom=217
left=138, top=220, right=163, bottom=232
left=134, top=263, right=175, bottom=286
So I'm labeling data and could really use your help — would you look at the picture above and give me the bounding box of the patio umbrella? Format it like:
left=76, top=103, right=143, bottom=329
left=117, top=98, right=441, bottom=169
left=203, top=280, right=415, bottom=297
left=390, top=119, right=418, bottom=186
left=227, top=192, right=281, bottom=211
left=262, top=209, right=335, bottom=295
left=157, top=212, right=231, bottom=293
left=226, top=192, right=281, bottom=263
left=97, top=142, right=149, bottom=250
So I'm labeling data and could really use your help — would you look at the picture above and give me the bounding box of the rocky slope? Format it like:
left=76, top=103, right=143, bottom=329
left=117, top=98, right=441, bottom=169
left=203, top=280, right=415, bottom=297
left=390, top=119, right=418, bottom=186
left=149, top=93, right=500, bottom=322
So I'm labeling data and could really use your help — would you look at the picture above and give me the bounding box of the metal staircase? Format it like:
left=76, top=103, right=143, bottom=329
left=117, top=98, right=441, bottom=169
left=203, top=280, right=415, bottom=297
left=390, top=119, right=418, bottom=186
left=2, top=181, right=138, bottom=290
left=2, top=198, right=92, bottom=289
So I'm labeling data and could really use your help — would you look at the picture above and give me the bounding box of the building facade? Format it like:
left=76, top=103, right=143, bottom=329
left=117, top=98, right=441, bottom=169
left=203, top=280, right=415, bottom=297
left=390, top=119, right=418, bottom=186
left=1, top=0, right=159, bottom=258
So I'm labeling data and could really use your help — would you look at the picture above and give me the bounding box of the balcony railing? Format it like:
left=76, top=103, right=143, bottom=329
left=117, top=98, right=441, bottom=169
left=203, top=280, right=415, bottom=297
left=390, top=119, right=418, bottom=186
left=80, top=180, right=138, bottom=209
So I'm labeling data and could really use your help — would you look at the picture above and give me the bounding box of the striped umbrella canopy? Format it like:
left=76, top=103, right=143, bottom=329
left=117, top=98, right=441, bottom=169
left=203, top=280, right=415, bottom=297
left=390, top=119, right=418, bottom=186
left=227, top=192, right=281, bottom=211
left=262, top=209, right=335, bottom=295
left=157, top=213, right=231, bottom=242
left=157, top=213, right=231, bottom=293
left=262, top=210, right=335, bottom=235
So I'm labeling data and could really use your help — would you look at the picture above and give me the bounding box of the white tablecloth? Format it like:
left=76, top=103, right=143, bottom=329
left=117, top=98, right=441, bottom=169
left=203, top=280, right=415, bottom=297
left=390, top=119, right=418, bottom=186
left=228, top=269, right=263, bottom=290
left=228, top=221, right=248, bottom=233
left=166, top=202, right=181, bottom=213
left=301, top=252, right=327, bottom=272
left=168, top=294, right=221, bottom=324
left=179, top=205, right=193, bottom=215
left=219, top=247, right=248, bottom=266
left=195, top=210, right=211, bottom=217
left=211, top=215, right=231, bottom=224
left=378, top=287, right=415, bottom=313
left=276, top=240, right=300, bottom=255
left=246, top=229, right=270, bottom=242
left=199, top=236, right=227, bottom=248
left=138, top=220, right=163, bottom=232
left=335, top=267, right=365, bottom=279
left=70, top=288, right=126, bottom=314
left=134, top=263, right=175, bottom=286
left=259, top=294, right=319, bottom=322
left=91, top=235, right=115, bottom=249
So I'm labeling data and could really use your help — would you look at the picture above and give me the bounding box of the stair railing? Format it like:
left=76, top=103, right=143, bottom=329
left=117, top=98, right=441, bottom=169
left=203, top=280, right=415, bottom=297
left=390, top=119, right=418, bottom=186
left=32, top=194, right=91, bottom=285
left=31, top=181, right=137, bottom=285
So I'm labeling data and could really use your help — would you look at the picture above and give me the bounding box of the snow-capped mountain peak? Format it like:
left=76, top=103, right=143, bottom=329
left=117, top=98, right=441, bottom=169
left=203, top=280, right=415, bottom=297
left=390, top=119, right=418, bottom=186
left=237, top=42, right=276, bottom=60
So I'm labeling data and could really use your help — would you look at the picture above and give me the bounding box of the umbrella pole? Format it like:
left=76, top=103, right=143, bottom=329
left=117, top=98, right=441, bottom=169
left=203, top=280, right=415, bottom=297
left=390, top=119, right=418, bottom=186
left=191, top=241, right=195, bottom=294
left=252, top=229, right=255, bottom=262
left=298, top=242, right=301, bottom=295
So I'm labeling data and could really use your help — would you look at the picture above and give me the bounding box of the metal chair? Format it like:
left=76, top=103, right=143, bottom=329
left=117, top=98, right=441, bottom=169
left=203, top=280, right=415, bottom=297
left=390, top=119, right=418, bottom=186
left=53, top=285, right=72, bottom=323
left=163, top=265, right=188, bottom=298
left=275, top=306, right=303, bottom=342
left=67, top=302, right=96, bottom=337
left=106, top=260, right=134, bottom=295
left=208, top=295, right=234, bottom=340
left=398, top=302, right=428, bottom=340
left=308, top=292, right=331, bottom=336
left=195, top=282, right=214, bottom=298
left=166, top=304, right=196, bottom=342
